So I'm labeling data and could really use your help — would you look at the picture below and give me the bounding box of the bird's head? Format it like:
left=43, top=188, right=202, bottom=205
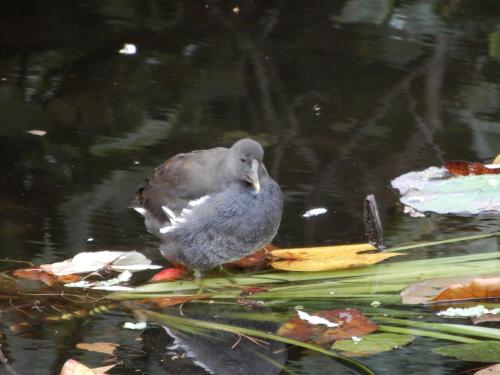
left=227, top=138, right=265, bottom=193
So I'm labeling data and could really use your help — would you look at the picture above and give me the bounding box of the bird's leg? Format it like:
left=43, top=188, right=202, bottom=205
left=193, top=269, right=206, bottom=294
left=218, top=266, right=237, bottom=284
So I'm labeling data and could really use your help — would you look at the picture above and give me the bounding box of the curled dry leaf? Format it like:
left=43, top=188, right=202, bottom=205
left=401, top=275, right=500, bottom=304
left=430, top=277, right=500, bottom=303
left=76, top=342, right=118, bottom=355
left=445, top=161, right=500, bottom=176
left=276, top=308, right=378, bottom=345
left=13, top=267, right=81, bottom=287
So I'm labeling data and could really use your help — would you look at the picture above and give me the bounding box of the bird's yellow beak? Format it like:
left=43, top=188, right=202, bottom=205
left=248, top=159, right=261, bottom=193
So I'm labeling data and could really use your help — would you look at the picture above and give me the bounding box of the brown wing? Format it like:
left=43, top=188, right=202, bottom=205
left=133, top=147, right=228, bottom=223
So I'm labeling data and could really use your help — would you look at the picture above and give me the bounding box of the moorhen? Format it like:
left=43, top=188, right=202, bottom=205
left=132, top=138, right=283, bottom=271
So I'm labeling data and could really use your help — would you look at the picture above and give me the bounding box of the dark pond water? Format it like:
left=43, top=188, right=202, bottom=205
left=1, top=1, right=500, bottom=374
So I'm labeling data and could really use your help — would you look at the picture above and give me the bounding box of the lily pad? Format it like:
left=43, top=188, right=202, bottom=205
left=434, top=341, right=500, bottom=363
left=332, top=333, right=414, bottom=357
left=391, top=167, right=500, bottom=216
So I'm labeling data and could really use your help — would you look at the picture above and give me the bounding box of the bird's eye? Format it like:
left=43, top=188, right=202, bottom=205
left=240, top=158, right=246, bottom=163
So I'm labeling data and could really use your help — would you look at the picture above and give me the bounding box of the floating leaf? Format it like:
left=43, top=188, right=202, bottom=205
left=434, top=341, right=500, bottom=363
left=445, top=161, right=500, bottom=176
left=430, top=277, right=500, bottom=303
left=271, top=243, right=376, bottom=260
left=276, top=308, right=378, bottom=345
left=332, top=333, right=414, bottom=357
left=40, top=251, right=161, bottom=276
left=76, top=342, right=118, bottom=355
left=150, top=267, right=185, bottom=282
left=401, top=276, right=500, bottom=304
left=401, top=276, right=479, bottom=304
left=391, top=166, right=500, bottom=215
left=13, top=267, right=81, bottom=286
left=271, top=252, right=401, bottom=272
left=270, top=243, right=400, bottom=272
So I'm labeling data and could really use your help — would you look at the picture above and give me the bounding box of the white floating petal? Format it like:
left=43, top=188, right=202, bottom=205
left=119, top=43, right=137, bottom=55
left=302, top=208, right=328, bottom=218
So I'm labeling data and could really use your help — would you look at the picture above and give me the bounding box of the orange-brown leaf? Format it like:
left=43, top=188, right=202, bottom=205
left=430, top=277, right=500, bottom=303
left=276, top=308, right=378, bottom=345
left=401, top=276, right=478, bottom=304
left=76, top=342, right=118, bottom=355
left=13, top=267, right=57, bottom=286
left=445, top=161, right=500, bottom=176
left=13, top=267, right=81, bottom=286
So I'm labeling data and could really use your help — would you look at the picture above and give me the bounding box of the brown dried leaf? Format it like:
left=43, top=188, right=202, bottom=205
left=76, top=342, right=118, bottom=355
left=430, top=277, right=500, bottom=303
left=13, top=267, right=57, bottom=286
left=276, top=308, right=378, bottom=345
left=13, top=267, right=81, bottom=286
left=401, top=275, right=500, bottom=304
left=401, top=276, right=477, bottom=304
left=445, top=161, right=500, bottom=176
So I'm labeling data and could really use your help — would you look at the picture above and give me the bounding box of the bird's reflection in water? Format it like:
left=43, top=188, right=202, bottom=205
left=142, top=303, right=287, bottom=374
